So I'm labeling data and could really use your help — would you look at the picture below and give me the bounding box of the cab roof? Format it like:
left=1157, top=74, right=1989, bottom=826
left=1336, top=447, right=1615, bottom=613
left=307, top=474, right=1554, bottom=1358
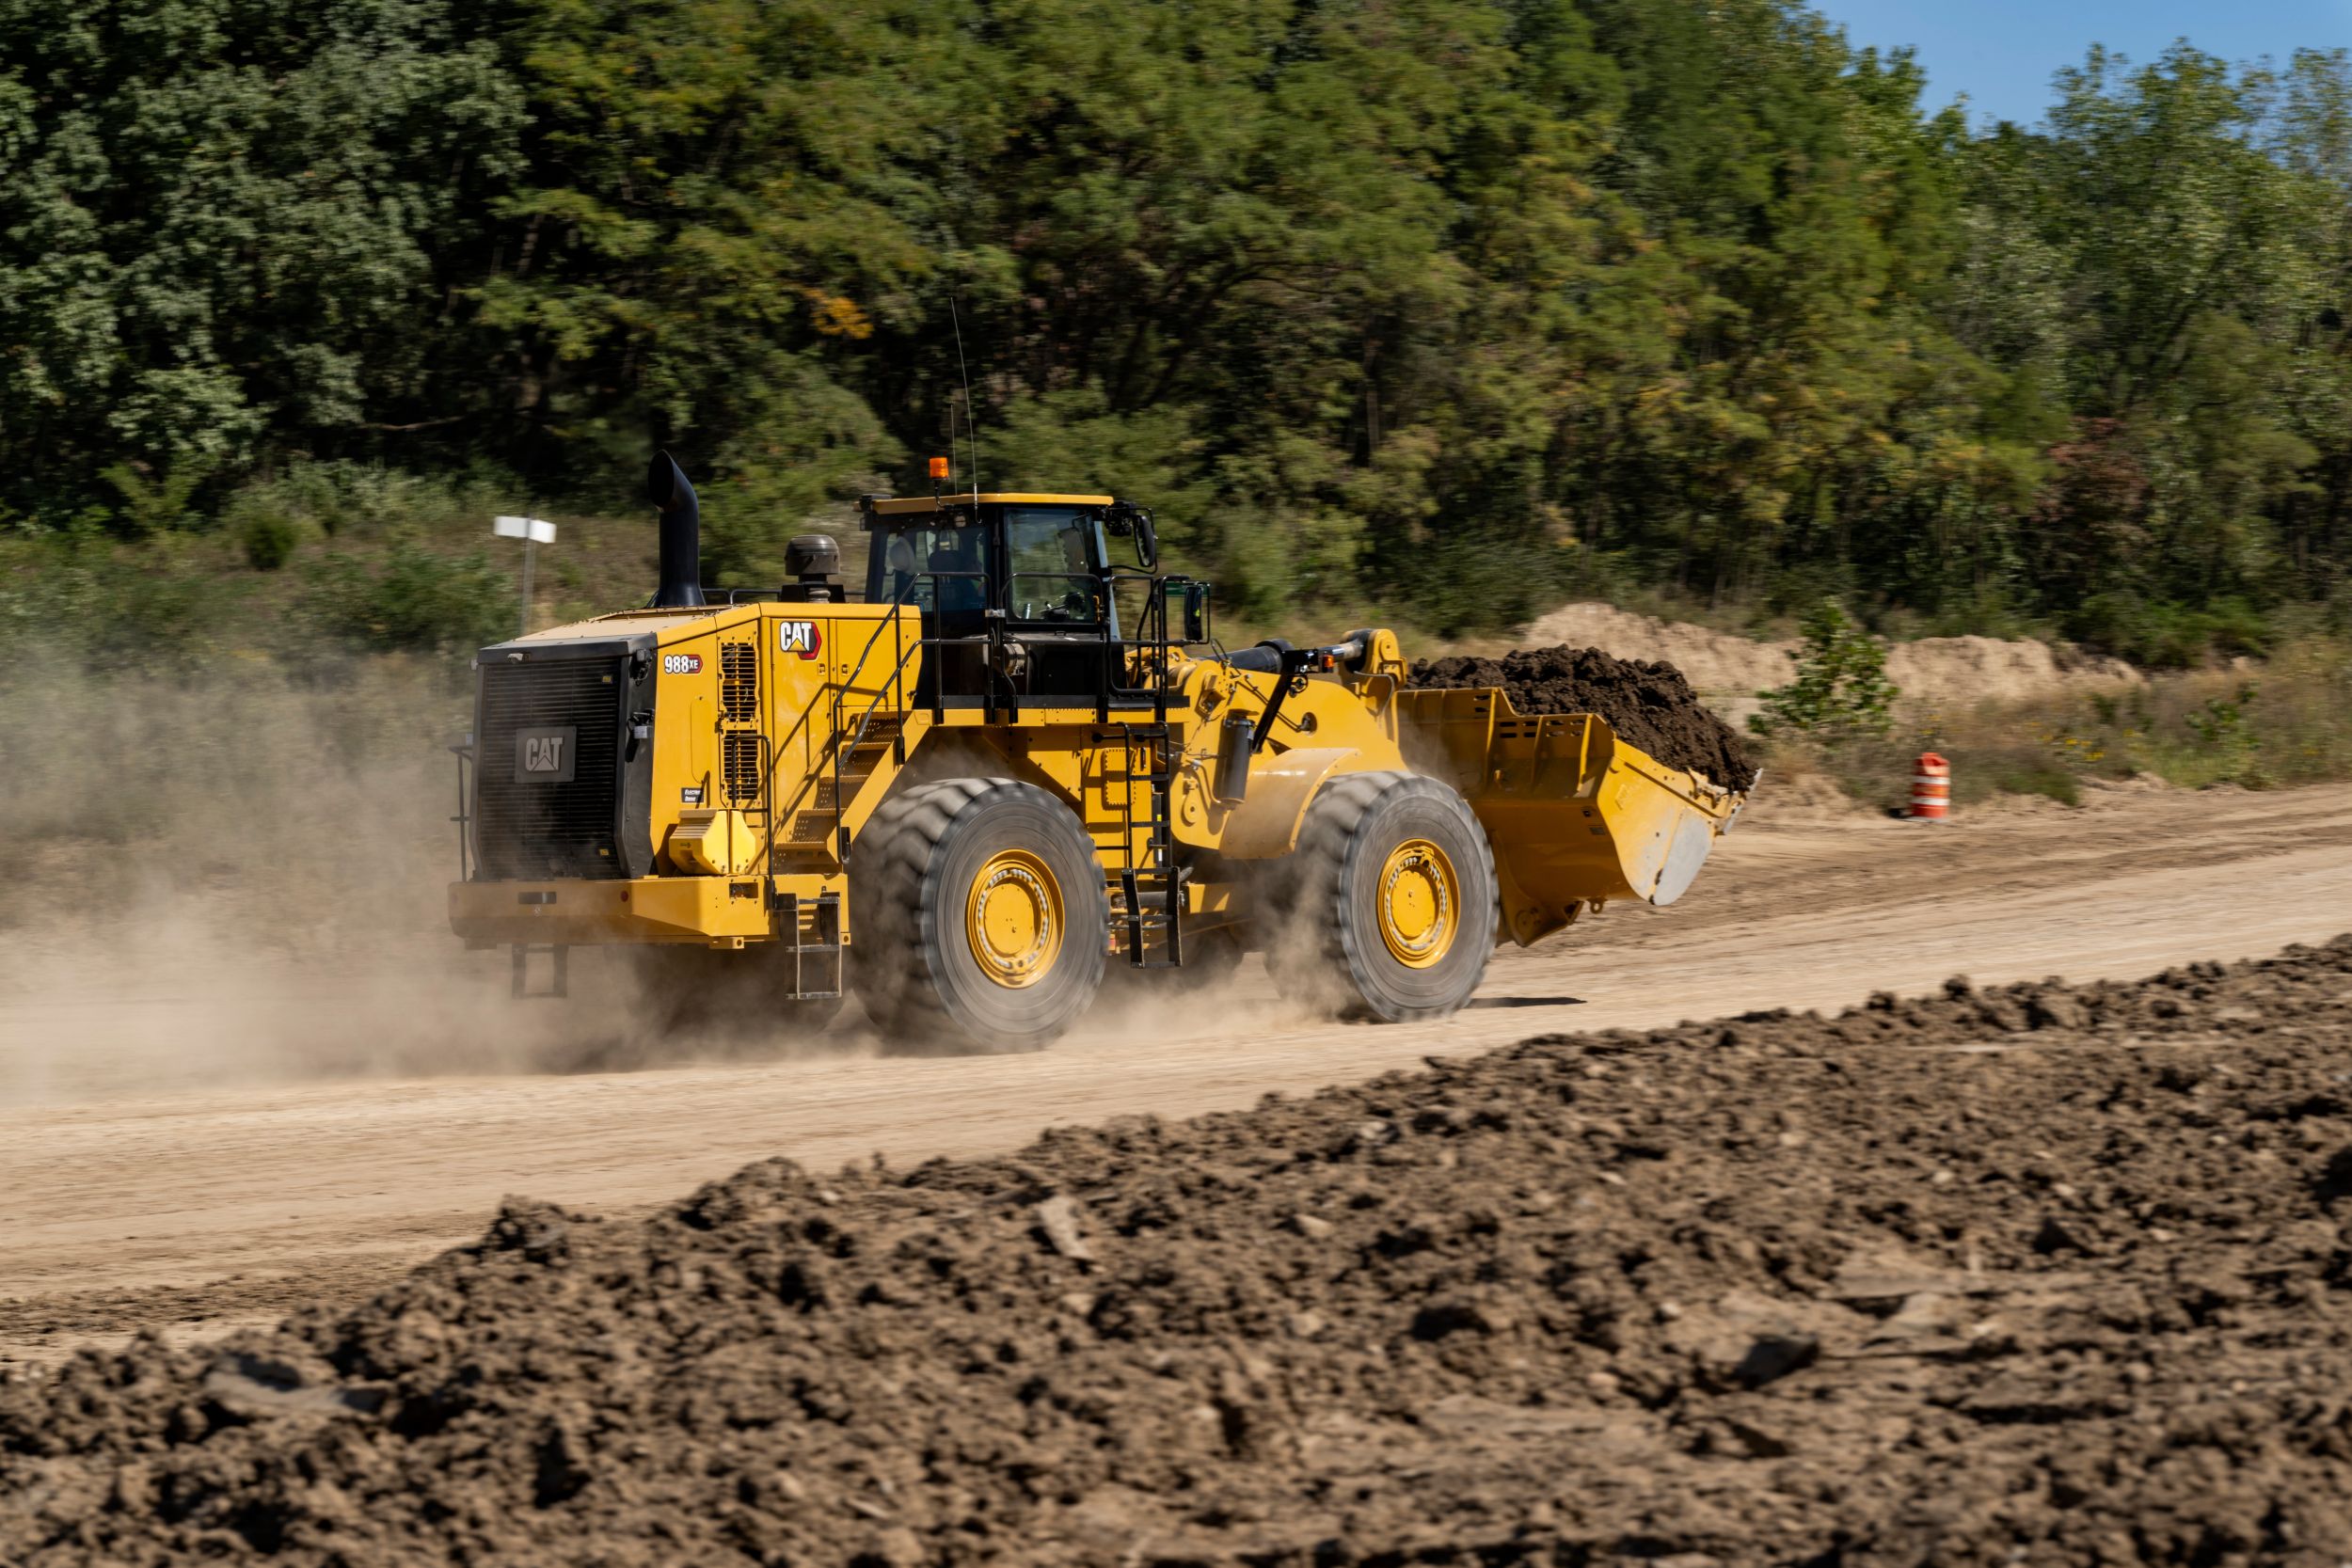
left=864, top=492, right=1114, bottom=518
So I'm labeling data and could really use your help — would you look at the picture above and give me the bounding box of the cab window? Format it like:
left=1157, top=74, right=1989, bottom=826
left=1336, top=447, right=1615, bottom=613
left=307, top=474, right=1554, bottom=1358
left=869, top=521, right=991, bottom=614
left=1004, top=507, right=1107, bottom=628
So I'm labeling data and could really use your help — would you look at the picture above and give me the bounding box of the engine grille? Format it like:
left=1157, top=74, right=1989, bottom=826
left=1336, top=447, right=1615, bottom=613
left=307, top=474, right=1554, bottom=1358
left=476, top=657, right=626, bottom=879
left=723, top=731, right=764, bottom=805
left=720, top=641, right=758, bottom=721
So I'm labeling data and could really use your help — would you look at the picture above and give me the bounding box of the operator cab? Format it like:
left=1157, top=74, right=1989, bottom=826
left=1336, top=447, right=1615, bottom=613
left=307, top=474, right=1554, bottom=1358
left=858, top=492, right=1164, bottom=706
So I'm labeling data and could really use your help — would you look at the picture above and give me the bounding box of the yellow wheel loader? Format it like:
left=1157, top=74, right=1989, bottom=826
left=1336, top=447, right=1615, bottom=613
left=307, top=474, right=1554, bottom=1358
left=448, top=452, right=1749, bottom=1051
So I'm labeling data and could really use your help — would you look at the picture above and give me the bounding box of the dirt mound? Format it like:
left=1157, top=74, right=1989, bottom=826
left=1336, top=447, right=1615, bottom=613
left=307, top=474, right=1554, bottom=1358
left=1883, top=633, right=2141, bottom=713
left=13, top=936, right=2352, bottom=1564
left=1521, top=602, right=1796, bottom=696
left=1409, top=644, right=1756, bottom=790
left=1520, top=601, right=2146, bottom=712
left=1731, top=767, right=1862, bottom=826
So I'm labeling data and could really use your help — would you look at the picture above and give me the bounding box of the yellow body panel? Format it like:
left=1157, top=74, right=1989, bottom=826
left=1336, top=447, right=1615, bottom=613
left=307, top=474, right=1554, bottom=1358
left=450, top=873, right=840, bottom=945
left=1208, top=746, right=1360, bottom=858
left=670, top=809, right=759, bottom=876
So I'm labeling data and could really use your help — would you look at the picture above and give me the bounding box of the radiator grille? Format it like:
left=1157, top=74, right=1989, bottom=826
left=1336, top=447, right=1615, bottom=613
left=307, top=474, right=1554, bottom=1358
left=476, top=657, right=625, bottom=879
left=720, top=641, right=758, bottom=722
left=723, top=731, right=764, bottom=805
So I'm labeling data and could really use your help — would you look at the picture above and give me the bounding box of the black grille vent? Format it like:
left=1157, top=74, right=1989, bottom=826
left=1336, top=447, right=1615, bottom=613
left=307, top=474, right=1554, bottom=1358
left=723, top=731, right=764, bottom=804
left=721, top=641, right=758, bottom=721
left=476, top=657, right=625, bottom=879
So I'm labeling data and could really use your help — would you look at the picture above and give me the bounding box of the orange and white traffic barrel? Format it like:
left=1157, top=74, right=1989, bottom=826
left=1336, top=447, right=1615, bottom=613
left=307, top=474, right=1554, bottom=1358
left=1909, top=752, right=1950, bottom=820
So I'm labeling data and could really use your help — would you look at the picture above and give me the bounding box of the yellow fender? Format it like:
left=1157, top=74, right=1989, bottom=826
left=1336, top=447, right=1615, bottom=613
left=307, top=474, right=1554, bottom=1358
left=1209, top=747, right=1360, bottom=859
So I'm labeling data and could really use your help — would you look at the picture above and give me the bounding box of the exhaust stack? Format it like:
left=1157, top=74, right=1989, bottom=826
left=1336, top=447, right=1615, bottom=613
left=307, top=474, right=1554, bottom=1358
left=648, top=449, right=706, bottom=609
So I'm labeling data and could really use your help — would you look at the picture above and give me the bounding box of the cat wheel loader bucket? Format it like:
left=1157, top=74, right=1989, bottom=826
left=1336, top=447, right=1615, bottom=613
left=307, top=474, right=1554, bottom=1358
left=1397, top=687, right=1748, bottom=949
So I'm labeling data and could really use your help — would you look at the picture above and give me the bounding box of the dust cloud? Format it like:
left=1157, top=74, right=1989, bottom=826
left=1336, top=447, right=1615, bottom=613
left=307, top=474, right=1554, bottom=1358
left=0, top=661, right=1349, bottom=1104
left=0, top=658, right=850, bottom=1107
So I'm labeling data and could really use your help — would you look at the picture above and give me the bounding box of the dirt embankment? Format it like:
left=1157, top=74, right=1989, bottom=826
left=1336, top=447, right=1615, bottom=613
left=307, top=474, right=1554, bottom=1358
left=1410, top=643, right=1756, bottom=790
left=11, top=935, right=2352, bottom=1565
left=1523, top=601, right=2144, bottom=710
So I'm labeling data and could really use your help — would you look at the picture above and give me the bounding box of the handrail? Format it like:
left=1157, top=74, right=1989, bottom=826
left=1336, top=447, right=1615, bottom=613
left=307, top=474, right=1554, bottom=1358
left=823, top=570, right=980, bottom=863
left=754, top=570, right=933, bottom=882
left=448, top=739, right=475, bottom=881
left=772, top=564, right=1195, bottom=869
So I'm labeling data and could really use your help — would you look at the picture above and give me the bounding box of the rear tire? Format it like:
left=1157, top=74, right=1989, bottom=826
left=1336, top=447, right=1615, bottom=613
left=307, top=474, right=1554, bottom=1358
left=852, top=778, right=1109, bottom=1053
left=1265, top=770, right=1497, bottom=1022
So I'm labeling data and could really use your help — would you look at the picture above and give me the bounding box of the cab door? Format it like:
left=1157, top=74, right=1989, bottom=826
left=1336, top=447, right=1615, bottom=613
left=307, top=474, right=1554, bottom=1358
left=1002, top=505, right=1117, bottom=703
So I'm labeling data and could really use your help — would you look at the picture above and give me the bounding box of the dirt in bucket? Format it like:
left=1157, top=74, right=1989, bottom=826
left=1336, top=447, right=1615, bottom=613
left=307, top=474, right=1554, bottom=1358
left=1409, top=644, right=1757, bottom=790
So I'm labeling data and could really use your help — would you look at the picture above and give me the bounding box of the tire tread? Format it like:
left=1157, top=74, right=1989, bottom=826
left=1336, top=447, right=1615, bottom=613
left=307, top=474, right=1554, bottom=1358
left=851, top=777, right=1106, bottom=1049
left=1279, top=769, right=1497, bottom=1022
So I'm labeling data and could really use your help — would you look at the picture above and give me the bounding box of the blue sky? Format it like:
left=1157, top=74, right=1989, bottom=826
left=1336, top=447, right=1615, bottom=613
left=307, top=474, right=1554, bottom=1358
left=1807, top=1, right=2352, bottom=127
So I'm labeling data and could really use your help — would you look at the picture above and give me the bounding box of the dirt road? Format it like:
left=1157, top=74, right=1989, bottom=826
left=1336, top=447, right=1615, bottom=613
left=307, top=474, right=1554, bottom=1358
left=4, top=781, right=2347, bottom=1370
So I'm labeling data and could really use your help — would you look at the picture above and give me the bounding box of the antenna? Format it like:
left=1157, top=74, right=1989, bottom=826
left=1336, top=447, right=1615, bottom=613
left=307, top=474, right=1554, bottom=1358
left=948, top=292, right=980, bottom=506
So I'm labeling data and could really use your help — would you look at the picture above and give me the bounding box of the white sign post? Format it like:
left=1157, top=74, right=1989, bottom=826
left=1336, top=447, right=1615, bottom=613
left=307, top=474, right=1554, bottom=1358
left=492, top=515, right=558, bottom=636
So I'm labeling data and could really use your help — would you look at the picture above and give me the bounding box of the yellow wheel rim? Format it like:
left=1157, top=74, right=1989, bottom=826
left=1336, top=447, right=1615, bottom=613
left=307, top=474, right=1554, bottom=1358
left=1376, top=838, right=1458, bottom=969
left=965, top=849, right=1064, bottom=989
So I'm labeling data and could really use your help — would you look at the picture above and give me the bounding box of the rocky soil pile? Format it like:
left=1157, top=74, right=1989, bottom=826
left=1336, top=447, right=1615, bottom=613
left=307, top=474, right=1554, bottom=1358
left=1409, top=644, right=1756, bottom=790
left=11, top=937, right=2352, bottom=1565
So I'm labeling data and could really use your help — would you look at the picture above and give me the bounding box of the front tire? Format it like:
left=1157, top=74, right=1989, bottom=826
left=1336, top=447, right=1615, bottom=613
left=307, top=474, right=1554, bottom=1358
left=1265, top=770, right=1497, bottom=1022
left=852, top=778, right=1109, bottom=1053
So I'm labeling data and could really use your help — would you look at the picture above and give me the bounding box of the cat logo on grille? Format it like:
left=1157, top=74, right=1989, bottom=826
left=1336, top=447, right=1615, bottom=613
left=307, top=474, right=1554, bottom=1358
left=778, top=620, right=822, bottom=659
left=514, top=726, right=577, bottom=784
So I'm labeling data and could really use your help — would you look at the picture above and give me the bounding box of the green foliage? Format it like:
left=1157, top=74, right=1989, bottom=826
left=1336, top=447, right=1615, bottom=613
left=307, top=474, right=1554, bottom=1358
left=305, top=545, right=513, bottom=657
left=234, top=504, right=305, bottom=572
left=1754, top=601, right=1900, bottom=738
left=2067, top=594, right=2276, bottom=671
left=6, top=4, right=2352, bottom=650
left=0, top=528, right=240, bottom=666
left=101, top=460, right=212, bottom=537
left=0, top=0, right=524, bottom=501
left=701, top=368, right=900, bottom=585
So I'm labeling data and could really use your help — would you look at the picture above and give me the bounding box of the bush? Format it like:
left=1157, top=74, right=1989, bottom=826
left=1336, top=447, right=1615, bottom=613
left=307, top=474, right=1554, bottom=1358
left=234, top=501, right=306, bottom=571
left=228, top=461, right=485, bottom=542
left=1752, top=600, right=1899, bottom=739
left=303, top=543, right=514, bottom=657
left=2064, top=593, right=2272, bottom=669
left=101, top=459, right=214, bottom=537
left=0, top=528, right=241, bottom=666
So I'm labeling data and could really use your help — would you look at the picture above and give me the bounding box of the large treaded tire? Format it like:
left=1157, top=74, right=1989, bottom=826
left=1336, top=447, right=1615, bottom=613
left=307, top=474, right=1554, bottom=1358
left=1265, top=770, right=1497, bottom=1022
left=851, top=778, right=1109, bottom=1053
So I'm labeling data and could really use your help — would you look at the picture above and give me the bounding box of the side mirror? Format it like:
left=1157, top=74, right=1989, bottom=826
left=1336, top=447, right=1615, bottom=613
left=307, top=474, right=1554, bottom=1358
left=1102, top=500, right=1158, bottom=568
left=1183, top=579, right=1209, bottom=642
